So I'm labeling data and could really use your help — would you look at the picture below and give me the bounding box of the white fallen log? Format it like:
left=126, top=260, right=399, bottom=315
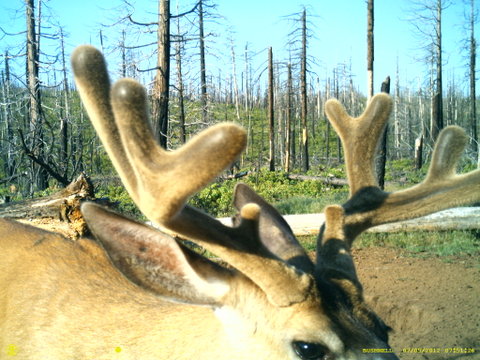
left=218, top=207, right=480, bottom=236
left=366, top=207, right=480, bottom=233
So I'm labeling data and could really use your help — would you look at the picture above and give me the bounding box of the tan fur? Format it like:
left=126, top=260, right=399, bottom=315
left=0, top=219, right=343, bottom=360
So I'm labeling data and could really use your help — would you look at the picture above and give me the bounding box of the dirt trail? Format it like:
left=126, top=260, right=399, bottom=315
left=353, top=247, right=480, bottom=360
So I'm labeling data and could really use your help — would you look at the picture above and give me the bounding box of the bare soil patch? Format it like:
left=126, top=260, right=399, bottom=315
left=353, top=247, right=480, bottom=360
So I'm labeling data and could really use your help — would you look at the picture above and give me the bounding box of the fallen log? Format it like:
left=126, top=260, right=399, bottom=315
left=286, top=174, right=348, bottom=187
left=218, top=207, right=480, bottom=236
left=367, top=207, right=480, bottom=233
left=0, top=173, right=95, bottom=237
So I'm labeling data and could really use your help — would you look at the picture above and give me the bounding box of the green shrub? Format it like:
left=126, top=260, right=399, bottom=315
left=95, top=185, right=144, bottom=220
left=189, top=169, right=349, bottom=217
left=189, top=182, right=236, bottom=217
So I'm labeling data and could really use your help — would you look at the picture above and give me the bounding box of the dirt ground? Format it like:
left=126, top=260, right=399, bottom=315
left=352, top=247, right=480, bottom=360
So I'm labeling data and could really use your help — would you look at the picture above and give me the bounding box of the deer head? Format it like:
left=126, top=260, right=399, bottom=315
left=70, top=45, right=479, bottom=360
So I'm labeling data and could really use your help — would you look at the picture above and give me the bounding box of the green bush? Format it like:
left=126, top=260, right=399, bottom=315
left=189, top=169, right=349, bottom=217
left=189, top=182, right=236, bottom=217
left=95, top=185, right=144, bottom=220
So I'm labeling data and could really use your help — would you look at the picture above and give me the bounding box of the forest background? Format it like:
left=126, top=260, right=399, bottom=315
left=0, top=0, right=478, bottom=218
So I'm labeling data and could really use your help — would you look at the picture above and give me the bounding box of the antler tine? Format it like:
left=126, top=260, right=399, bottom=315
left=325, top=93, right=392, bottom=196
left=72, top=45, right=313, bottom=308
left=110, top=79, right=246, bottom=222
left=233, top=183, right=314, bottom=273
left=320, top=95, right=479, bottom=283
left=71, top=45, right=136, bottom=191
left=72, top=45, right=246, bottom=222
left=172, top=204, right=314, bottom=307
left=323, top=93, right=480, bottom=237
left=351, top=126, right=480, bottom=228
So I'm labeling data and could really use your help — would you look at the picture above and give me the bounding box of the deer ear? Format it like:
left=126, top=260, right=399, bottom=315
left=233, top=183, right=313, bottom=272
left=82, top=202, right=231, bottom=306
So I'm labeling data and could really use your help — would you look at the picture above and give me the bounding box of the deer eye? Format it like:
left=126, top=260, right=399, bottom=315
left=292, top=341, right=333, bottom=360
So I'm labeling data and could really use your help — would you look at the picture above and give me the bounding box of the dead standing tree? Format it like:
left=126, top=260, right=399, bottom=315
left=1, top=1, right=89, bottom=194
left=367, top=0, right=389, bottom=189
left=376, top=76, right=391, bottom=190
left=174, top=13, right=187, bottom=144
left=58, top=28, right=70, bottom=176
left=367, top=0, right=374, bottom=100
left=300, top=9, right=309, bottom=172
left=465, top=0, right=478, bottom=159
left=151, top=0, right=171, bottom=149
left=267, top=47, right=275, bottom=171
left=26, top=0, right=48, bottom=190
left=431, top=0, right=444, bottom=142
left=285, top=7, right=313, bottom=172
left=0, top=53, right=16, bottom=181
left=198, top=0, right=207, bottom=124
left=410, top=0, right=449, bottom=144
left=284, top=62, right=293, bottom=172
left=124, top=1, right=202, bottom=148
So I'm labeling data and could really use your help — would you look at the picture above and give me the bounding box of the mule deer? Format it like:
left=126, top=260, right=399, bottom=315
left=0, top=45, right=479, bottom=360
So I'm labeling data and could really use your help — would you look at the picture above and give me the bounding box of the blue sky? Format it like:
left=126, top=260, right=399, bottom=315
left=0, top=0, right=475, bottom=95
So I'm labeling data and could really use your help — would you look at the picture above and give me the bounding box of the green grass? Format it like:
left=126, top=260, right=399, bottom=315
left=298, top=230, right=480, bottom=261
left=274, top=192, right=348, bottom=215
left=356, top=230, right=480, bottom=258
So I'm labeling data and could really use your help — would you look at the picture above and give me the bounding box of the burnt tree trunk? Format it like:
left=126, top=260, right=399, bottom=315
left=152, top=0, right=170, bottom=148
left=2, top=52, right=15, bottom=179
left=300, top=8, right=309, bottom=172
left=376, top=76, right=390, bottom=190
left=59, top=28, right=70, bottom=178
left=430, top=0, right=443, bottom=142
left=468, top=0, right=477, bottom=157
left=268, top=47, right=275, bottom=171
left=198, top=0, right=208, bottom=124
left=175, top=19, right=186, bottom=143
left=367, top=0, right=374, bottom=100
left=284, top=63, right=292, bottom=172
left=415, top=135, right=424, bottom=170
left=26, top=0, right=48, bottom=190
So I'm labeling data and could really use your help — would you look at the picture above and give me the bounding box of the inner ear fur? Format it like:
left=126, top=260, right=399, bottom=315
left=82, top=202, right=233, bottom=306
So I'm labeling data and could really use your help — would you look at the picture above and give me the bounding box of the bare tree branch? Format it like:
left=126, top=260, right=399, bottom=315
left=18, top=130, right=70, bottom=186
